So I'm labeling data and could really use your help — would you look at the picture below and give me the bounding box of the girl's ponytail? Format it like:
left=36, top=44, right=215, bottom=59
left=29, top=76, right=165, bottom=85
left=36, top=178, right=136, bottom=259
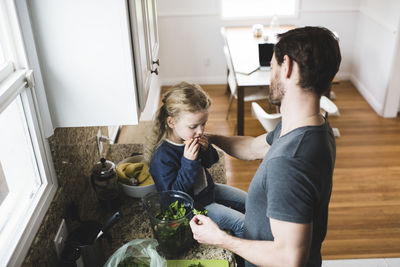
left=143, top=104, right=169, bottom=164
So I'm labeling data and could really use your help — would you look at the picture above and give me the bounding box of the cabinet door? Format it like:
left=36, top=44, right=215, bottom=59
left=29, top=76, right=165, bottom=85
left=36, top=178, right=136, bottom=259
left=28, top=0, right=141, bottom=128
left=128, top=0, right=159, bottom=112
left=145, top=0, right=159, bottom=66
left=129, top=0, right=151, bottom=111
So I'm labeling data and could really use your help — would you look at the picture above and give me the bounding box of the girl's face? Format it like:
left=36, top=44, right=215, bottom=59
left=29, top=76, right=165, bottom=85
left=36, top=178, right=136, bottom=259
left=167, top=110, right=209, bottom=144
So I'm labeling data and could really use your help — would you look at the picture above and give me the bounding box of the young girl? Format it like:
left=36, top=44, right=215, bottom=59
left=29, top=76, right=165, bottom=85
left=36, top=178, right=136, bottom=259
left=144, top=82, right=246, bottom=237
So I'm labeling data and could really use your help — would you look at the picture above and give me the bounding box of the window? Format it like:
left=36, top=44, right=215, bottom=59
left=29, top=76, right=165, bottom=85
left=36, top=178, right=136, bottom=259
left=221, top=0, right=298, bottom=19
left=0, top=44, right=5, bottom=64
left=0, top=0, right=56, bottom=266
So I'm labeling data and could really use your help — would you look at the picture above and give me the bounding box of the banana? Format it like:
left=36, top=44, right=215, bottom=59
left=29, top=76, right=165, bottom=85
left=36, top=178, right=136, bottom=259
left=136, top=164, right=149, bottom=183
left=137, top=173, right=150, bottom=184
left=116, top=169, right=128, bottom=180
left=118, top=177, right=131, bottom=185
left=116, top=163, right=131, bottom=179
left=139, top=175, right=154, bottom=186
left=117, top=161, right=153, bottom=186
left=125, top=163, right=144, bottom=178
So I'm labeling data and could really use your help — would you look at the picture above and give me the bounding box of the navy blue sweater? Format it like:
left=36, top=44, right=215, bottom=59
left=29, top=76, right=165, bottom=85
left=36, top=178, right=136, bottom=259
left=149, top=140, right=219, bottom=207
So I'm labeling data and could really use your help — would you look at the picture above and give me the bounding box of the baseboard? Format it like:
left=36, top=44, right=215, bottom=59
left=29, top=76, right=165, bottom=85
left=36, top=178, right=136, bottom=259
left=160, top=76, right=226, bottom=86
left=350, top=74, right=384, bottom=116
left=161, top=72, right=352, bottom=87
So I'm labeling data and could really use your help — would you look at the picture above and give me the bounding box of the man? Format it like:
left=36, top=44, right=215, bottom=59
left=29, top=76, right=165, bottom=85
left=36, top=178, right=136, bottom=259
left=190, top=26, right=341, bottom=267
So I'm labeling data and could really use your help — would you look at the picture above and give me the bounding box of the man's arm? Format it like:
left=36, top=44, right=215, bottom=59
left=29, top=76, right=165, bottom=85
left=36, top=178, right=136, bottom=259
left=206, top=133, right=269, bottom=160
left=190, top=215, right=312, bottom=267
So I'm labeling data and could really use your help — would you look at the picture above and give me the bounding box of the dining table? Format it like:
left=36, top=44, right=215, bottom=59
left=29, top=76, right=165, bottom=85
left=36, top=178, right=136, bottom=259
left=223, top=25, right=295, bottom=135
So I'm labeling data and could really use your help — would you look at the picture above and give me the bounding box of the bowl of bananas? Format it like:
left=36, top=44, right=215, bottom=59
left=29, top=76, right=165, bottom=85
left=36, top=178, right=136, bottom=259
left=116, top=155, right=156, bottom=198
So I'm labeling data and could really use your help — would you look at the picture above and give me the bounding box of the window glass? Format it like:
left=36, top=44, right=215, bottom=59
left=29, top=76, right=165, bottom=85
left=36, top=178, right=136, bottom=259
left=0, top=95, right=43, bottom=265
left=221, top=0, right=297, bottom=18
left=0, top=43, right=5, bottom=65
left=0, top=1, right=55, bottom=265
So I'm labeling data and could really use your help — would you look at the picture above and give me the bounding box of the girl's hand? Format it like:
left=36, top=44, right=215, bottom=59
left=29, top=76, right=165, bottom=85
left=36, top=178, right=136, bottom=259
left=198, top=135, right=209, bottom=151
left=184, top=138, right=200, bottom=160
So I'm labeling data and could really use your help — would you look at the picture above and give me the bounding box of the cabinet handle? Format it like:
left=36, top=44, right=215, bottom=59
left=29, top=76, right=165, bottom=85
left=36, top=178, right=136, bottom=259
left=151, top=68, right=158, bottom=75
left=152, top=59, right=160, bottom=66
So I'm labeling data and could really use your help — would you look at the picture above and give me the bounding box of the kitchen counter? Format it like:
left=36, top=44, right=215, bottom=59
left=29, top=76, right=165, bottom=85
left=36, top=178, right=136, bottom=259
left=102, top=195, right=235, bottom=264
left=22, top=138, right=235, bottom=266
left=96, top=144, right=235, bottom=265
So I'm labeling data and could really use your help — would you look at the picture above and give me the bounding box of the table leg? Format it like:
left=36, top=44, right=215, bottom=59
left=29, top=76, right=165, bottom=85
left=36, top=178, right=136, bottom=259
left=237, top=86, right=244, bottom=136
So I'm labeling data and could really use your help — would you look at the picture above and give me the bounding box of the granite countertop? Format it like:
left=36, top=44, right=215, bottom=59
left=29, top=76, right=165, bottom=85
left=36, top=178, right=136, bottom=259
left=99, top=144, right=235, bottom=265
left=23, top=133, right=235, bottom=266
left=102, top=196, right=235, bottom=265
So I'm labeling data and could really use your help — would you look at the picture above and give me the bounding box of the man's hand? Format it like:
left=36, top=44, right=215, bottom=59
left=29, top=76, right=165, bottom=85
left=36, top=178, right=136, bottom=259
left=197, top=135, right=209, bottom=151
left=205, top=133, right=269, bottom=160
left=183, top=138, right=200, bottom=160
left=189, top=215, right=227, bottom=246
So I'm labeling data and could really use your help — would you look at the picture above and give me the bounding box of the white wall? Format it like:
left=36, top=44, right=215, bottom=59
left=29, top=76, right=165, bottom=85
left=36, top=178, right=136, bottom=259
left=385, top=28, right=400, bottom=115
left=157, top=0, right=360, bottom=85
left=157, top=0, right=224, bottom=85
left=297, top=1, right=359, bottom=79
left=351, top=0, right=400, bottom=116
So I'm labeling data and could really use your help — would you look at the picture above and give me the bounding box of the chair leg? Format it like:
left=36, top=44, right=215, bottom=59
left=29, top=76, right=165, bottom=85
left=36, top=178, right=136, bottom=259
left=226, top=94, right=234, bottom=120
left=225, top=69, right=230, bottom=95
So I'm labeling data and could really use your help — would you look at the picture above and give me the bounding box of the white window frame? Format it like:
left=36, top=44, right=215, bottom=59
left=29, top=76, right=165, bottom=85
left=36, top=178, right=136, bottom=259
left=0, top=0, right=57, bottom=266
left=220, top=0, right=300, bottom=26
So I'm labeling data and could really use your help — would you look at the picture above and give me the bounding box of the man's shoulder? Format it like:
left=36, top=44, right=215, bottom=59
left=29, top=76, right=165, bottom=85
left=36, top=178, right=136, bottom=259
left=270, top=124, right=334, bottom=159
left=293, top=124, right=335, bottom=164
left=266, top=131, right=304, bottom=160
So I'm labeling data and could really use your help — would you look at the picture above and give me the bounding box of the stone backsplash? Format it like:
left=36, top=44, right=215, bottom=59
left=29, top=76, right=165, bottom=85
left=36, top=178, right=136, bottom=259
left=22, top=126, right=112, bottom=266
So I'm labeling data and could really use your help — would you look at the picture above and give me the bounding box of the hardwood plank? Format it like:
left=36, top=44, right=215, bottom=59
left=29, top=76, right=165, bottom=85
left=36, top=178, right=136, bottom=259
left=118, top=81, right=400, bottom=259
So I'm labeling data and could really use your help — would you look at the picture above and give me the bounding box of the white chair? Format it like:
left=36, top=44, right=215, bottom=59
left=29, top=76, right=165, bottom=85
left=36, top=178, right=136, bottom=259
left=320, top=95, right=340, bottom=117
left=220, top=27, right=228, bottom=48
left=223, top=46, right=269, bottom=120
left=251, top=96, right=340, bottom=135
left=251, top=102, right=282, bottom=132
left=320, top=95, right=341, bottom=137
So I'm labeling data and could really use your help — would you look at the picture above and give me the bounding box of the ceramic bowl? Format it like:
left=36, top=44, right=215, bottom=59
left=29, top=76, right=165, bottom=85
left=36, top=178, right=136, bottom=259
left=117, top=155, right=156, bottom=198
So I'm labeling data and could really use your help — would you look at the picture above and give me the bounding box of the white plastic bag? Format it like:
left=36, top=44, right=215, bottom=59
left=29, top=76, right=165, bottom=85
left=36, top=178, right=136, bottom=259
left=104, top=239, right=166, bottom=267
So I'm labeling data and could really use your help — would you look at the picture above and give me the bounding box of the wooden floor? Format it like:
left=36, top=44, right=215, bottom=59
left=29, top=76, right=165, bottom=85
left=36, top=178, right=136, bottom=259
left=118, top=81, right=400, bottom=260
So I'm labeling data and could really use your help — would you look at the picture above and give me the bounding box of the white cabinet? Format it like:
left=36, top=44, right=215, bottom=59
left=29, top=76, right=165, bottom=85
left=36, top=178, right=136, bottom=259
left=145, top=0, right=160, bottom=67
left=27, top=0, right=159, bottom=128
left=128, top=0, right=160, bottom=111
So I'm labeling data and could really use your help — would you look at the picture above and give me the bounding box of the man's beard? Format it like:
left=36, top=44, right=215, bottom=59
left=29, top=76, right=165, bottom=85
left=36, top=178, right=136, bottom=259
left=269, top=73, right=285, bottom=106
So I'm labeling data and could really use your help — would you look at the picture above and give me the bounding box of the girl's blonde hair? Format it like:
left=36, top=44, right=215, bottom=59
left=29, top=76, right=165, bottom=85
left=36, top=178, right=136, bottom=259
left=143, top=82, right=211, bottom=163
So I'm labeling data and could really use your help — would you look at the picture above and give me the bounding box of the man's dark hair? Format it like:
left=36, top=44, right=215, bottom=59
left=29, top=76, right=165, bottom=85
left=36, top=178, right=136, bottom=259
left=274, top=26, right=341, bottom=96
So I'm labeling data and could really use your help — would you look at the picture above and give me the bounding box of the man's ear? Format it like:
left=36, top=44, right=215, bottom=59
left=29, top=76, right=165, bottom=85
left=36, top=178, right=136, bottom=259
left=166, top=116, right=175, bottom=129
left=282, top=55, right=293, bottom=79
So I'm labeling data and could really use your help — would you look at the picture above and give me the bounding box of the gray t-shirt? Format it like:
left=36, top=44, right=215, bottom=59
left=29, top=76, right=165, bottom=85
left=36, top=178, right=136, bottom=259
left=244, top=120, right=335, bottom=267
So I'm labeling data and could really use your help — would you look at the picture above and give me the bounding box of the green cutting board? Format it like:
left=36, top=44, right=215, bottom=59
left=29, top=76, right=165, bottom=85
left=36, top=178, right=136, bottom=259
left=167, top=259, right=229, bottom=267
